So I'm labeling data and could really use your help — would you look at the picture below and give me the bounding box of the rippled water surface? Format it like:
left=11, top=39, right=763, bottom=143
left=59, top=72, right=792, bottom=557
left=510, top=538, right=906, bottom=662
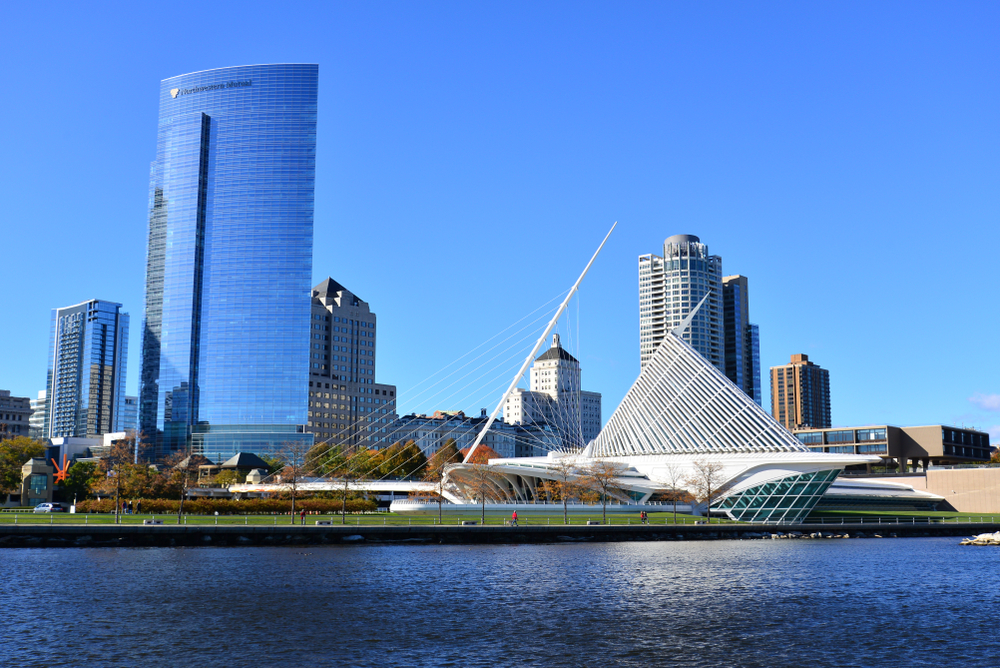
left=3, top=538, right=998, bottom=667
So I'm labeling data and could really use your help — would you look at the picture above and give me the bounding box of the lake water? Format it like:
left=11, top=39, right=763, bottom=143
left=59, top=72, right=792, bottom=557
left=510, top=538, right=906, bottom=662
left=2, top=537, right=998, bottom=667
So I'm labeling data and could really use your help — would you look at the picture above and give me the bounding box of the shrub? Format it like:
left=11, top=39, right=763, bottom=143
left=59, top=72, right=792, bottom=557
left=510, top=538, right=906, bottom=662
left=75, top=497, right=377, bottom=515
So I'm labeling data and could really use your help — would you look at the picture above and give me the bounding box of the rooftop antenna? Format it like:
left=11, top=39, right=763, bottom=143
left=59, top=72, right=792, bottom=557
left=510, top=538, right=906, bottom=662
left=463, top=221, right=617, bottom=464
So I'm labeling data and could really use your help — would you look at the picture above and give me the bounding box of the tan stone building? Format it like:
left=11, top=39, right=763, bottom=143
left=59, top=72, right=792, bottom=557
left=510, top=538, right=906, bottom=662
left=20, top=458, right=54, bottom=507
left=306, top=278, right=398, bottom=450
left=0, top=390, right=34, bottom=440
left=770, top=354, right=831, bottom=429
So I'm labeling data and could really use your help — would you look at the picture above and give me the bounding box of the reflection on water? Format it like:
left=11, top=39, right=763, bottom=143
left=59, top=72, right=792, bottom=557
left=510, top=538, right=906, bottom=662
left=2, top=538, right=998, bottom=667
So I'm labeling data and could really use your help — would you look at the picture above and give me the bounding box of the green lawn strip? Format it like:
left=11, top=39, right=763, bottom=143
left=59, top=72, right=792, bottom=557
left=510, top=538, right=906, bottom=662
left=0, top=511, right=736, bottom=527
left=806, top=510, right=1000, bottom=524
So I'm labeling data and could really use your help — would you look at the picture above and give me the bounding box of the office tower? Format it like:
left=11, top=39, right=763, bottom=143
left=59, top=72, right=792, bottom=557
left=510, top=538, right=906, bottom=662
left=770, top=354, right=831, bottom=430
left=639, top=234, right=723, bottom=372
left=121, top=396, right=138, bottom=433
left=45, top=299, right=129, bottom=438
left=307, top=278, right=398, bottom=450
left=139, top=64, right=318, bottom=461
left=504, top=334, right=602, bottom=451
left=29, top=391, right=46, bottom=439
left=722, top=275, right=762, bottom=405
left=0, top=390, right=33, bottom=440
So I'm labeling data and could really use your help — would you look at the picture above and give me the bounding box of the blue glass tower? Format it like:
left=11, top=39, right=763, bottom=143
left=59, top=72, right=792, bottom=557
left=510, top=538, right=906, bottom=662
left=140, top=64, right=318, bottom=461
left=46, top=299, right=129, bottom=438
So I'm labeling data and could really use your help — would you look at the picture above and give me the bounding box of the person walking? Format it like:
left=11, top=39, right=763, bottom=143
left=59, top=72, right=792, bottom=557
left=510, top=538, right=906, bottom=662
left=135, top=499, right=142, bottom=515
left=511, top=510, right=518, bottom=527
left=300, top=509, right=306, bottom=525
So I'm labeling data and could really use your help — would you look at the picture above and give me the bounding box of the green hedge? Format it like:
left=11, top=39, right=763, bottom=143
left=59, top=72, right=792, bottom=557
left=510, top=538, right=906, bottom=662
left=76, top=498, right=377, bottom=515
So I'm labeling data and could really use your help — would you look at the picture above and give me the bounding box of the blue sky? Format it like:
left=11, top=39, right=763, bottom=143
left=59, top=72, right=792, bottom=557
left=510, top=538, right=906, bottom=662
left=2, top=2, right=998, bottom=438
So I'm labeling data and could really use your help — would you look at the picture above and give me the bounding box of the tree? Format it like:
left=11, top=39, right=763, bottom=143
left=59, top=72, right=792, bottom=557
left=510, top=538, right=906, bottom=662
left=579, top=460, right=629, bottom=523
left=276, top=440, right=313, bottom=524
left=0, top=436, right=46, bottom=500
left=378, top=440, right=426, bottom=479
left=398, top=441, right=427, bottom=479
left=546, top=458, right=583, bottom=525
left=422, top=439, right=461, bottom=523
left=164, top=451, right=211, bottom=523
left=685, top=459, right=728, bottom=524
left=464, top=463, right=501, bottom=524
left=93, top=433, right=142, bottom=524
left=662, top=462, right=688, bottom=525
left=60, top=460, right=99, bottom=504
left=459, top=444, right=501, bottom=465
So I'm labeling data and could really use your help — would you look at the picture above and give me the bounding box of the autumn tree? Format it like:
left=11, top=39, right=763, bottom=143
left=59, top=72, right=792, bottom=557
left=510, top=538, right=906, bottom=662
left=459, top=444, right=501, bottom=465
left=0, top=436, right=46, bottom=502
left=578, top=460, right=629, bottom=523
left=276, top=439, right=314, bottom=524
left=464, top=463, right=501, bottom=524
left=422, top=439, right=461, bottom=523
left=325, top=446, right=381, bottom=524
left=164, top=451, right=212, bottom=523
left=685, top=459, right=728, bottom=524
left=662, top=462, right=688, bottom=525
left=545, top=457, right=583, bottom=525
left=93, top=433, right=143, bottom=524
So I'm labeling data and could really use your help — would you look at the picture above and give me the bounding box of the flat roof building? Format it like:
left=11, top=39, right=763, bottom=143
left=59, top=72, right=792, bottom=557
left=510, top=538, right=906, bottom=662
left=770, top=354, right=831, bottom=430
left=0, top=390, right=33, bottom=440
left=794, top=424, right=991, bottom=472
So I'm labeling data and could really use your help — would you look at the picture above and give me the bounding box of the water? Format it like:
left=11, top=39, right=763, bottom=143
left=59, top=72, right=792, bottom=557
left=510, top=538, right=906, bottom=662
left=2, top=538, right=998, bottom=667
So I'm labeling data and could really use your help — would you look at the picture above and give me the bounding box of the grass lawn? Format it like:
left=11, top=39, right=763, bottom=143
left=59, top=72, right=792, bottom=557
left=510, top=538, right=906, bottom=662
left=0, top=510, right=732, bottom=527
left=806, top=509, right=1000, bottom=524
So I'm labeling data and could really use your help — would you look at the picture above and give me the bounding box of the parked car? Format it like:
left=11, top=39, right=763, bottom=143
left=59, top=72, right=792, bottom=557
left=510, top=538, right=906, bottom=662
left=33, top=503, right=64, bottom=513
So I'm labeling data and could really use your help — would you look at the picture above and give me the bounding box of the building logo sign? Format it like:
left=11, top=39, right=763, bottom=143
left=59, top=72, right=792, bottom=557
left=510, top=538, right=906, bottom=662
left=170, top=80, right=252, bottom=99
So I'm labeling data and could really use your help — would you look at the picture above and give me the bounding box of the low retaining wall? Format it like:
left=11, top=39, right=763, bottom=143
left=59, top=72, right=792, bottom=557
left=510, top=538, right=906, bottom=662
left=1, top=522, right=996, bottom=548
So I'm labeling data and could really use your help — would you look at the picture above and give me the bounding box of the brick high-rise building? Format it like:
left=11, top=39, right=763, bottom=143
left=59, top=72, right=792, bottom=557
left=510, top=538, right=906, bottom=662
left=770, top=354, right=831, bottom=430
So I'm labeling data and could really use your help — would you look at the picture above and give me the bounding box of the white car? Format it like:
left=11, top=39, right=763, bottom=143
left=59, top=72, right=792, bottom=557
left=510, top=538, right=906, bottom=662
left=33, top=503, right=64, bottom=513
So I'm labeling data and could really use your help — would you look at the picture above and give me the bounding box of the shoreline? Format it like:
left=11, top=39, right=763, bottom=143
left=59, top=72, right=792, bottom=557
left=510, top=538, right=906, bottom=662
left=1, top=522, right=996, bottom=548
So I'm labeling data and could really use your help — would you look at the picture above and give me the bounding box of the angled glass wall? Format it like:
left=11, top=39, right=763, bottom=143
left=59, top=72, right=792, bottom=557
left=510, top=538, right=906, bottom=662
left=715, top=469, right=840, bottom=523
left=140, top=64, right=318, bottom=460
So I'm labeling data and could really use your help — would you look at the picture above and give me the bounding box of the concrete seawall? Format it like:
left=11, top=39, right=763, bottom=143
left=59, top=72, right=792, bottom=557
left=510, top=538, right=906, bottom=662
left=1, top=522, right=997, bottom=548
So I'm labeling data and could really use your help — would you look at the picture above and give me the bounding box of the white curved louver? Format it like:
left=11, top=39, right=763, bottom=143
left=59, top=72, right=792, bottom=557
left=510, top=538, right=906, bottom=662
left=588, top=331, right=809, bottom=457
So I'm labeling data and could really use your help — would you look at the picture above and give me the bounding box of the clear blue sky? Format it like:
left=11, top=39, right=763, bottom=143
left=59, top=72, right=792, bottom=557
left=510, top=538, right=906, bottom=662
left=2, top=2, right=997, bottom=438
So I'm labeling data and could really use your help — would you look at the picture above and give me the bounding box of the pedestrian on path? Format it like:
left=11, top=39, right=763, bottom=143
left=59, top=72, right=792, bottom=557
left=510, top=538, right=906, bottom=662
left=300, top=509, right=306, bottom=525
left=511, top=510, right=518, bottom=527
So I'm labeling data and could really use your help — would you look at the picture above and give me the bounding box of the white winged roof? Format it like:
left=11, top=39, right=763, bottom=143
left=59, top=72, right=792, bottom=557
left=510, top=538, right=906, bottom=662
left=587, top=331, right=809, bottom=457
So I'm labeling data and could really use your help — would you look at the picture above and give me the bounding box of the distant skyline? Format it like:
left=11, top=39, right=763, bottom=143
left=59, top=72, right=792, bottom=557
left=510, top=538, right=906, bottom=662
left=2, top=2, right=998, bottom=439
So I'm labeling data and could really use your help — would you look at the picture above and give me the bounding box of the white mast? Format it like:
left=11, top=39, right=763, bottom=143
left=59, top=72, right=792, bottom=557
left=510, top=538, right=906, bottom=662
left=462, top=222, right=617, bottom=464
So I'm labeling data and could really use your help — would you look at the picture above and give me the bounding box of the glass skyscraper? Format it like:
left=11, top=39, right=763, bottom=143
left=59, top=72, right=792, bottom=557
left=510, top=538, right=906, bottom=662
left=46, top=300, right=129, bottom=438
left=722, top=275, right=762, bottom=405
left=139, top=64, right=318, bottom=461
left=638, top=234, right=724, bottom=371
